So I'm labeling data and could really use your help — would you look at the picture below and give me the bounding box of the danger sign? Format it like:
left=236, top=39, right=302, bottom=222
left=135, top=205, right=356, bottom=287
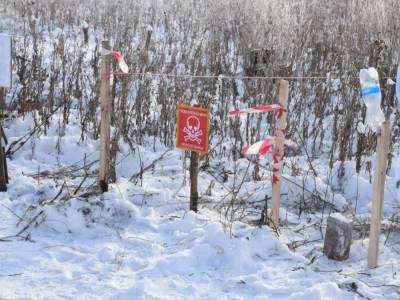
left=176, top=105, right=209, bottom=153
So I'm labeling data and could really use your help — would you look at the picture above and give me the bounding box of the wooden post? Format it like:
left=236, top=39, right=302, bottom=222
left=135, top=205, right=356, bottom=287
left=3, top=146, right=7, bottom=184
left=0, top=86, right=5, bottom=112
left=270, top=80, right=289, bottom=229
left=188, top=104, right=202, bottom=213
left=368, top=121, right=391, bottom=268
left=98, top=41, right=112, bottom=192
left=0, top=88, right=6, bottom=191
left=189, top=151, right=199, bottom=212
left=0, top=143, right=5, bottom=192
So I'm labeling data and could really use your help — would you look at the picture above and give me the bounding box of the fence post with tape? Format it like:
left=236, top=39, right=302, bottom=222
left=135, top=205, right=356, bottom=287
left=228, top=89, right=295, bottom=230
left=271, top=80, right=289, bottom=229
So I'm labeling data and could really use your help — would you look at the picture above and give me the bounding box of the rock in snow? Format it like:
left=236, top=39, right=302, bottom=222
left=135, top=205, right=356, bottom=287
left=323, top=213, right=353, bottom=261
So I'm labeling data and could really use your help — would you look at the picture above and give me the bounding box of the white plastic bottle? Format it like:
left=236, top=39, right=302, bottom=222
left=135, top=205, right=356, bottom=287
left=359, top=67, right=385, bottom=131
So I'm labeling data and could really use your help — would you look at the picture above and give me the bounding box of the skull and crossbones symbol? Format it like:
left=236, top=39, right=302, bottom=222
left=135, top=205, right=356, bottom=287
left=183, top=116, right=203, bottom=144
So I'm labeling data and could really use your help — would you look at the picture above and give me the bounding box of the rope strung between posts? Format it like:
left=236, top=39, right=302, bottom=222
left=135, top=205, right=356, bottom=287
left=101, top=70, right=396, bottom=81
left=100, top=47, right=397, bottom=81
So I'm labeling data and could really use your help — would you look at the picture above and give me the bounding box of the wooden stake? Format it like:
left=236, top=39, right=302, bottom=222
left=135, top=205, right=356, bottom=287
left=271, top=80, right=289, bottom=229
left=189, top=151, right=199, bottom=212
left=0, top=86, right=5, bottom=112
left=98, top=41, right=112, bottom=192
left=3, top=146, right=8, bottom=184
left=0, top=88, right=6, bottom=191
left=0, top=137, right=6, bottom=192
left=368, top=121, right=391, bottom=268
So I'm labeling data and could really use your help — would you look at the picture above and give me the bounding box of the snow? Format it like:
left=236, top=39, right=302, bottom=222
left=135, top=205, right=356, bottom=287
left=0, top=209, right=352, bottom=299
left=0, top=112, right=399, bottom=299
left=330, top=213, right=352, bottom=224
left=81, top=21, right=89, bottom=29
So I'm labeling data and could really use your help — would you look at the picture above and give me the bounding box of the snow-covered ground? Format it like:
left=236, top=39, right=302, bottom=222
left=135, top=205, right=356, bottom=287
left=0, top=112, right=399, bottom=299
left=1, top=1, right=400, bottom=298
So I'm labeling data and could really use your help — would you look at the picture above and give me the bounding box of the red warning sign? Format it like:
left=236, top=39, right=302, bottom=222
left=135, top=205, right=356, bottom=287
left=176, top=105, right=209, bottom=153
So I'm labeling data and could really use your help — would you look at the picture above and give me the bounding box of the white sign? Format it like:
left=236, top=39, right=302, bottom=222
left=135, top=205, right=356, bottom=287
left=0, top=35, right=11, bottom=88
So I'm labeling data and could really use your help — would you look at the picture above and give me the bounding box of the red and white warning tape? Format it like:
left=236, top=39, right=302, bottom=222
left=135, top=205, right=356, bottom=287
left=241, top=136, right=298, bottom=183
left=241, top=137, right=298, bottom=156
left=113, top=51, right=129, bottom=74
left=229, top=104, right=297, bottom=185
left=272, top=148, right=281, bottom=184
left=241, top=137, right=274, bottom=155
left=101, top=48, right=129, bottom=74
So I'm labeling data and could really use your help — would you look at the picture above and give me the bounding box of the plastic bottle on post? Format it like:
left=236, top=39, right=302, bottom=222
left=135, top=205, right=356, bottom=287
left=359, top=67, right=385, bottom=131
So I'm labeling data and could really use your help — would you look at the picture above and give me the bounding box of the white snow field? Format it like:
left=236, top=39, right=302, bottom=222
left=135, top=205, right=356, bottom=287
left=0, top=112, right=399, bottom=300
